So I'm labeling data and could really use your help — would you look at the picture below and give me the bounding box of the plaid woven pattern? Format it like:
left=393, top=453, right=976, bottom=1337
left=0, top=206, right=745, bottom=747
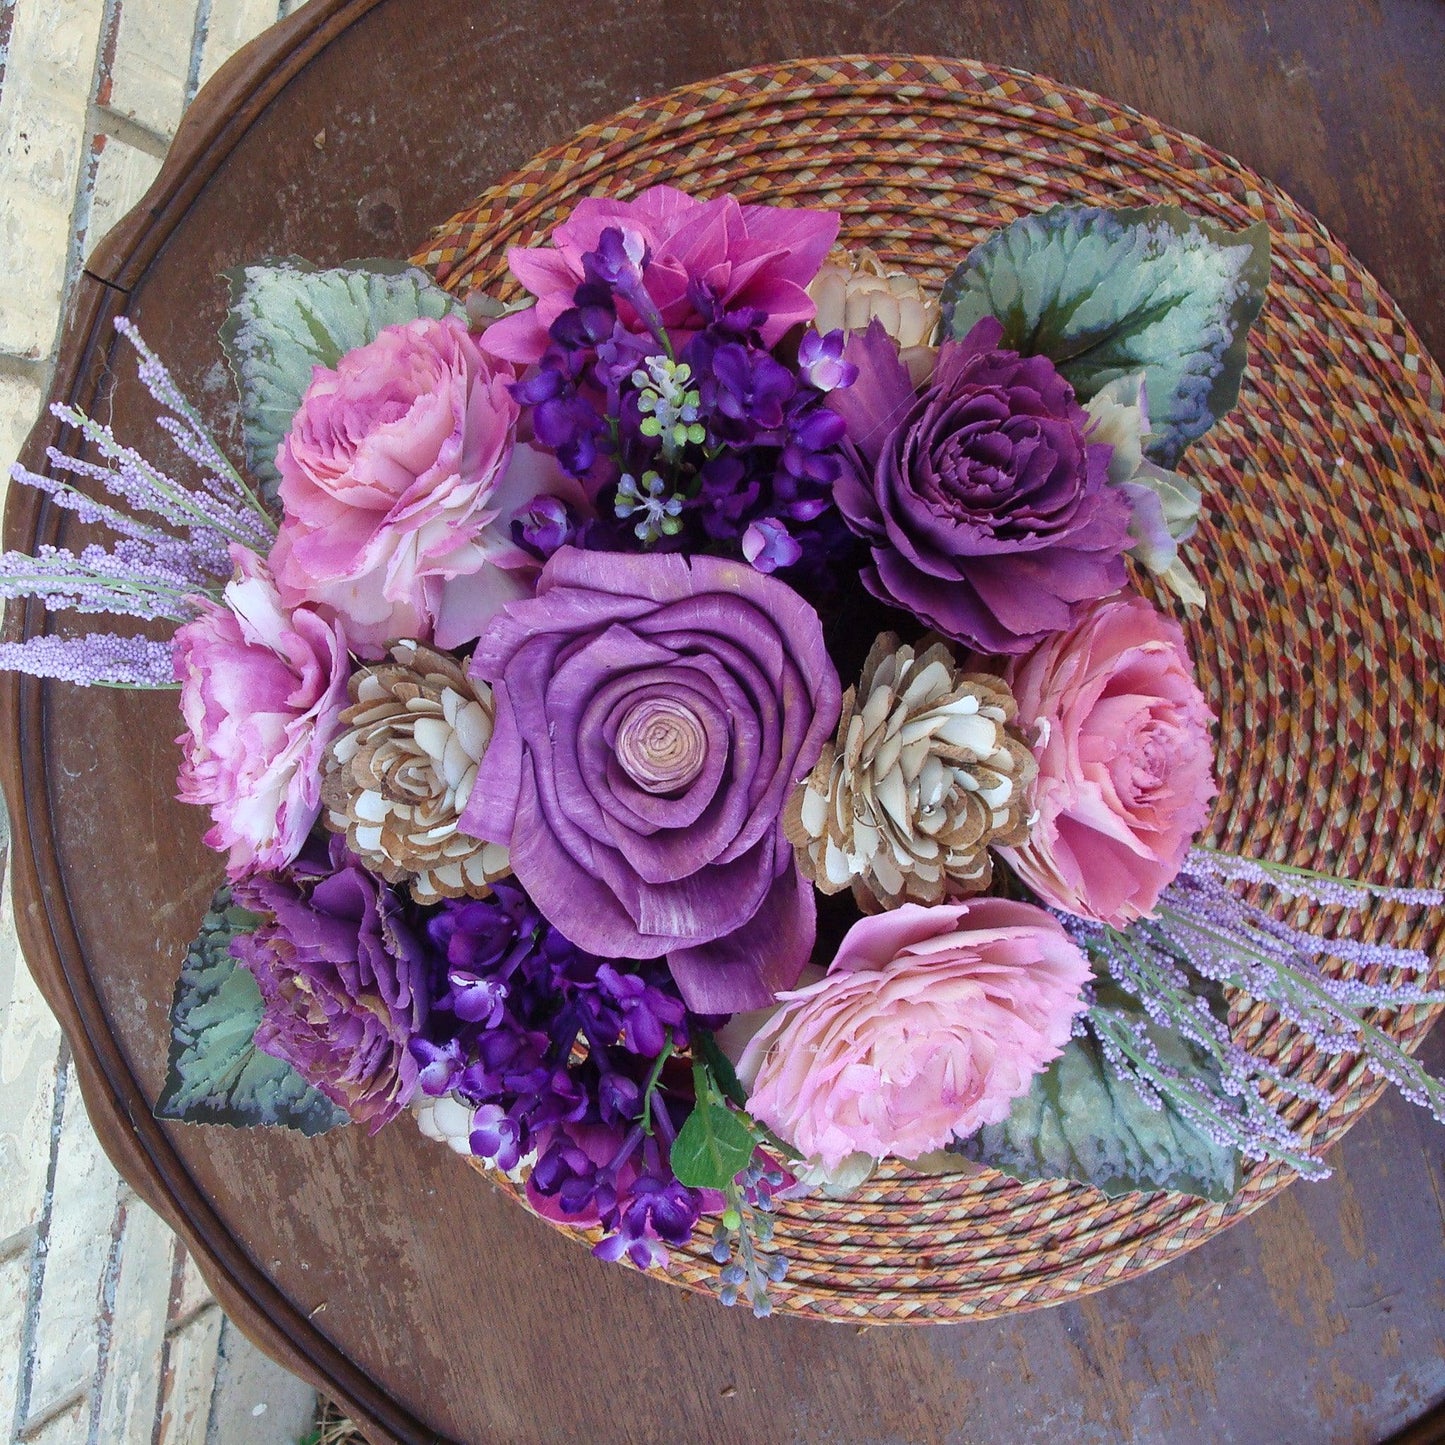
left=410, top=56, right=1445, bottom=1323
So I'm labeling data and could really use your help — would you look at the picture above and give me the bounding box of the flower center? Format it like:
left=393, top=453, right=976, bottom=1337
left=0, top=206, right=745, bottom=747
left=615, top=697, right=707, bottom=794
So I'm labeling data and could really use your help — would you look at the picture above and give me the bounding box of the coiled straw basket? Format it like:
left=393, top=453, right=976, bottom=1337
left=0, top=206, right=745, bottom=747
left=410, top=55, right=1445, bottom=1323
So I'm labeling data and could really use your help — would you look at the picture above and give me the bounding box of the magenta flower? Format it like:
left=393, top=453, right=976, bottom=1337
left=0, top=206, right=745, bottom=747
left=458, top=547, right=841, bottom=1013
left=827, top=317, right=1132, bottom=653
left=481, top=184, right=839, bottom=364
left=736, top=899, right=1092, bottom=1171
left=172, top=547, right=348, bottom=879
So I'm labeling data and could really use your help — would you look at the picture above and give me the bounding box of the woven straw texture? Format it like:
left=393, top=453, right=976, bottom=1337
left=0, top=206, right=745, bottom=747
left=411, top=56, right=1445, bottom=1322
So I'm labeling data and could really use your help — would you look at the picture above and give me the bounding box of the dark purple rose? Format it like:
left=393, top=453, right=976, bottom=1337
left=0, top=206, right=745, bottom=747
left=459, top=548, right=841, bottom=1012
left=231, top=834, right=432, bottom=1131
left=828, top=316, right=1131, bottom=653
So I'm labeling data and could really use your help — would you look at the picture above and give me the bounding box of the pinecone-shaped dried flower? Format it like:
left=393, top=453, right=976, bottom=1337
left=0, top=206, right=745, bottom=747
left=786, top=633, right=1037, bottom=909
left=808, top=247, right=940, bottom=386
left=322, top=641, right=510, bottom=904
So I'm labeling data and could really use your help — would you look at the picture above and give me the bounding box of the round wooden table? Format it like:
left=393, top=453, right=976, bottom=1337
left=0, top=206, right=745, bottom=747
left=4, top=2, right=1443, bottom=1440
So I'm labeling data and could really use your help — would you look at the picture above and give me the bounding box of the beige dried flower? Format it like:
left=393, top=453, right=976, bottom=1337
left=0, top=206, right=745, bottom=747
left=321, top=640, right=510, bottom=904
left=785, top=633, right=1037, bottom=909
left=808, top=247, right=940, bottom=386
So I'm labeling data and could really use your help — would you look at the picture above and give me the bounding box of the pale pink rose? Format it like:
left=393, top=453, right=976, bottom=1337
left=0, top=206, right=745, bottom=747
left=270, top=314, right=579, bottom=657
left=173, top=547, right=349, bottom=878
left=996, top=594, right=1217, bottom=926
left=736, top=900, right=1090, bottom=1171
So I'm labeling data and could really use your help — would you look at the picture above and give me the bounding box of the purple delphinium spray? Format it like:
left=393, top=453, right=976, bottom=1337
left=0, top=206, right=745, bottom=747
left=409, top=879, right=712, bottom=1269
left=1063, top=847, right=1445, bottom=1179
left=505, top=226, right=857, bottom=590
left=0, top=318, right=275, bottom=686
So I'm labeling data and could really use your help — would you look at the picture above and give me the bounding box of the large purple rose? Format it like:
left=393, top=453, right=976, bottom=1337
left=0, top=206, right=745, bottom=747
left=458, top=548, right=841, bottom=1013
left=231, top=834, right=433, bottom=1131
left=828, top=316, right=1131, bottom=653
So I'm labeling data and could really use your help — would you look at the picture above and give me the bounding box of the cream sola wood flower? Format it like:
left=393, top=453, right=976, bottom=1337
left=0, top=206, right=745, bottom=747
left=321, top=640, right=510, bottom=903
left=807, top=247, right=941, bottom=386
left=786, top=633, right=1038, bottom=909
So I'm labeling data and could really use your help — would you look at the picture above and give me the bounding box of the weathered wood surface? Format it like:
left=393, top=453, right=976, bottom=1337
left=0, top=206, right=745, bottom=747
left=2, top=1, right=1443, bottom=1441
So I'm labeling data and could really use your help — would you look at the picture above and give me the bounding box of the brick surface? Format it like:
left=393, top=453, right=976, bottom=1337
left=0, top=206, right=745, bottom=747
left=94, top=1203, right=175, bottom=1444
left=198, top=0, right=279, bottom=88
left=105, top=0, right=195, bottom=139
left=0, top=372, right=47, bottom=483
left=83, top=132, right=163, bottom=261
left=0, top=0, right=106, bottom=356
left=0, top=886, right=63, bottom=1249
left=20, top=1061, right=121, bottom=1429
left=205, top=1318, right=316, bottom=1445
left=154, top=1307, right=222, bottom=1445
left=0, top=1253, right=29, bottom=1436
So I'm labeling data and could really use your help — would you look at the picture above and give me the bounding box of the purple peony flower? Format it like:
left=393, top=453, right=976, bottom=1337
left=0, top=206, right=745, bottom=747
left=827, top=316, right=1132, bottom=653
left=459, top=548, right=841, bottom=1012
left=230, top=834, right=433, bottom=1131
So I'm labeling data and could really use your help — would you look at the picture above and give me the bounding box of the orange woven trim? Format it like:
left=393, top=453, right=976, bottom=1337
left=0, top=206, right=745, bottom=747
left=418, top=55, right=1445, bottom=1323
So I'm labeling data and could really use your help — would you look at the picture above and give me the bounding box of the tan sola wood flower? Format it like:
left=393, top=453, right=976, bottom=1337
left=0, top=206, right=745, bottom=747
left=321, top=640, right=510, bottom=904
left=807, top=246, right=941, bottom=386
left=786, top=633, right=1037, bottom=910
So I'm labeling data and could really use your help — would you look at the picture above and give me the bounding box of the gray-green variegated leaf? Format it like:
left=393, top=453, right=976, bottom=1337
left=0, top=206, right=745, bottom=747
left=220, top=259, right=463, bottom=501
left=953, top=990, right=1241, bottom=1202
left=940, top=205, right=1270, bottom=466
left=155, top=886, right=348, bottom=1135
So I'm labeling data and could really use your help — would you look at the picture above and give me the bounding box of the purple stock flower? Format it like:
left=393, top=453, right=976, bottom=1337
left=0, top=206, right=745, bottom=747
left=741, top=517, right=803, bottom=573
left=828, top=316, right=1131, bottom=653
left=797, top=329, right=857, bottom=392
left=460, top=548, right=841, bottom=1012
left=230, top=834, right=433, bottom=1131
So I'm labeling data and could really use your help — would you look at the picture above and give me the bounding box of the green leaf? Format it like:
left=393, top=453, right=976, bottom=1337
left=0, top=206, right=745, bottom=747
left=940, top=204, right=1270, bottom=466
left=670, top=1071, right=756, bottom=1190
left=693, top=1029, right=749, bottom=1111
left=954, top=985, right=1241, bottom=1201
left=219, top=259, right=464, bottom=501
left=155, top=886, right=349, bottom=1135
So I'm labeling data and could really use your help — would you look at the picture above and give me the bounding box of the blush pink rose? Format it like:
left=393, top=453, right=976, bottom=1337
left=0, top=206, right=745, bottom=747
left=270, top=314, right=581, bottom=656
left=736, top=900, right=1091, bottom=1171
left=173, top=547, right=349, bottom=879
left=996, top=594, right=1218, bottom=926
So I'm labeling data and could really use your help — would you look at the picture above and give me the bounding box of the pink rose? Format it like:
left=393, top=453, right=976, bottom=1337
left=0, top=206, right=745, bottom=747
left=482, top=183, right=839, bottom=364
left=173, top=547, right=349, bottom=878
left=996, top=594, right=1217, bottom=926
left=270, top=315, right=581, bottom=657
left=736, top=900, right=1090, bottom=1171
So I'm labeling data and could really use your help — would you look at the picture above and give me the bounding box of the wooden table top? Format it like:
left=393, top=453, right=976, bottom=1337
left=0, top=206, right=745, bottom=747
left=4, top=2, right=1443, bottom=1441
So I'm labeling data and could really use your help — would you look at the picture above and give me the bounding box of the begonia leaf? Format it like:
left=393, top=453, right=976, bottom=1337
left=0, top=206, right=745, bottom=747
left=954, top=984, right=1241, bottom=1202
left=219, top=259, right=462, bottom=502
left=940, top=204, right=1270, bottom=465
left=156, top=885, right=349, bottom=1135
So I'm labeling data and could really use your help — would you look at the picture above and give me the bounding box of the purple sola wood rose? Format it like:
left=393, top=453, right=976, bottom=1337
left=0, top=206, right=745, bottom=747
left=458, top=547, right=841, bottom=1013
left=827, top=316, right=1132, bottom=653
left=231, top=833, right=433, bottom=1131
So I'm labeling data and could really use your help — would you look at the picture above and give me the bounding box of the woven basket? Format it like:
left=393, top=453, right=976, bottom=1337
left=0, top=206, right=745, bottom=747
left=410, top=55, right=1445, bottom=1322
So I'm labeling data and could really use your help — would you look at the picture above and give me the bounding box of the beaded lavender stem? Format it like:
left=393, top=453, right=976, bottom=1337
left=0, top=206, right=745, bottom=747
left=1068, top=848, right=1445, bottom=1181
left=0, top=321, right=275, bottom=687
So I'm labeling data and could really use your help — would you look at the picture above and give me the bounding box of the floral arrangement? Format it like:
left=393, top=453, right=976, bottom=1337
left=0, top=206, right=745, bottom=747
left=4, top=187, right=1442, bottom=1317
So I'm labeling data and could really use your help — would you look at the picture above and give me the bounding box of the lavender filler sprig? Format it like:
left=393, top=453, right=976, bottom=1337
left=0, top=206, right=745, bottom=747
left=1063, top=848, right=1445, bottom=1179
left=0, top=319, right=275, bottom=686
